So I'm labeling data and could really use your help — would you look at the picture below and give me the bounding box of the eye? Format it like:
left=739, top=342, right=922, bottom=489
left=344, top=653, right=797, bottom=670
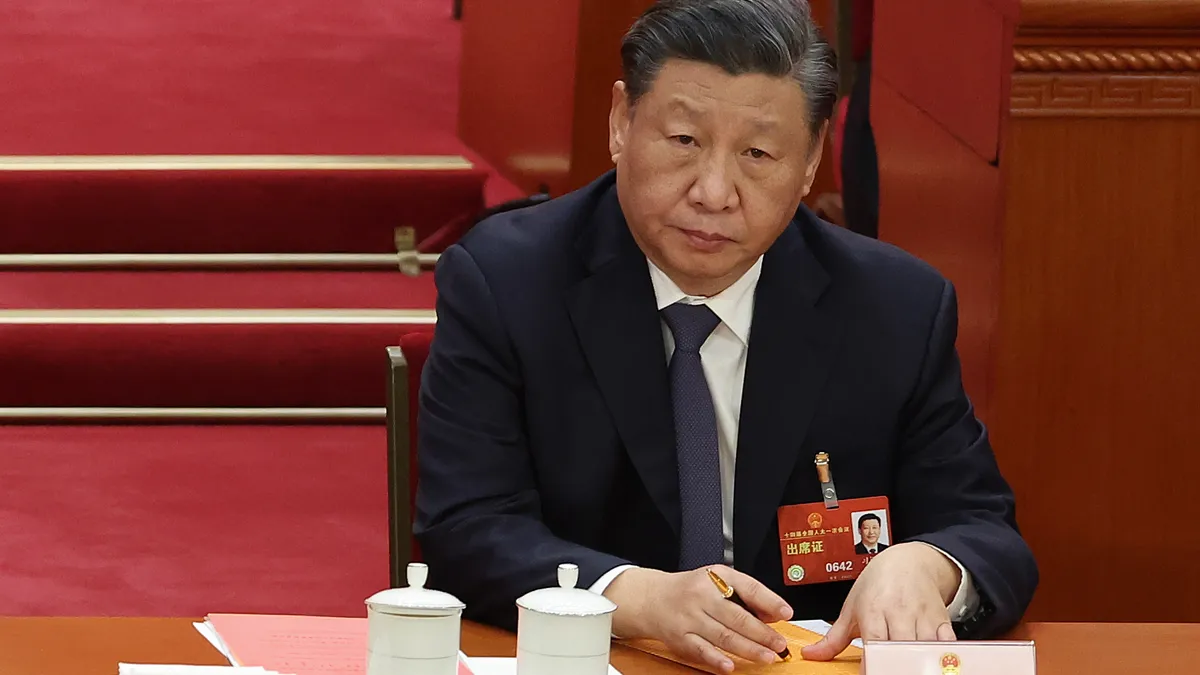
left=747, top=147, right=770, bottom=160
left=673, top=134, right=696, bottom=146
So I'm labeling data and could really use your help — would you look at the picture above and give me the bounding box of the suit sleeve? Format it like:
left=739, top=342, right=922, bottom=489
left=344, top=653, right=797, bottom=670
left=414, top=244, right=632, bottom=630
left=895, top=280, right=1039, bottom=637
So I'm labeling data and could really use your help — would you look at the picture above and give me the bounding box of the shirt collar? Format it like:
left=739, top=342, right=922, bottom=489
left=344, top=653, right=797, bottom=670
left=647, top=256, right=763, bottom=346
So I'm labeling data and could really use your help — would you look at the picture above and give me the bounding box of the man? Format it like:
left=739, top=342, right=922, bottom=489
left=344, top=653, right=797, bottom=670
left=415, top=1, right=1037, bottom=672
left=854, top=513, right=887, bottom=555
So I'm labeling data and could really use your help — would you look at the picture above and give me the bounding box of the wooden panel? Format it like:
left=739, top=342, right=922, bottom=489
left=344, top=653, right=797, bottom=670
left=872, top=0, right=1009, bottom=161
left=992, top=0, right=1200, bottom=623
left=566, top=0, right=655, bottom=192
left=872, top=79, right=1003, bottom=419
left=803, top=0, right=839, bottom=213
left=1021, top=0, right=1200, bottom=29
left=458, top=0, right=582, bottom=194
left=994, top=113, right=1200, bottom=622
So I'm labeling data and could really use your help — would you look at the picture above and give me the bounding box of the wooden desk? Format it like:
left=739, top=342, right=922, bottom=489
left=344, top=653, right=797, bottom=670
left=0, top=617, right=1196, bottom=675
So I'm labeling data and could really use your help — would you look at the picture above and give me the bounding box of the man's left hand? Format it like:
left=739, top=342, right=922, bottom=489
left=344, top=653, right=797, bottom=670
left=801, top=542, right=961, bottom=660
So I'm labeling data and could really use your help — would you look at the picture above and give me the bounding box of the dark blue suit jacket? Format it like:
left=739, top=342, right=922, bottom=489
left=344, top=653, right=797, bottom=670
left=415, top=171, right=1037, bottom=636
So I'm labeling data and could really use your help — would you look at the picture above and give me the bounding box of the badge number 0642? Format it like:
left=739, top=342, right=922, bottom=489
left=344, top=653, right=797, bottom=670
left=776, top=495, right=890, bottom=586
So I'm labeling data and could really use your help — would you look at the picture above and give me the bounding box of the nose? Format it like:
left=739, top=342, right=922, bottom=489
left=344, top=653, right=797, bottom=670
left=688, top=152, right=740, bottom=213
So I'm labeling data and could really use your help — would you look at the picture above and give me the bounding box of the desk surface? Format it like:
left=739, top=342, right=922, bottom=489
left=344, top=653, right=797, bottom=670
left=0, top=617, right=1195, bottom=674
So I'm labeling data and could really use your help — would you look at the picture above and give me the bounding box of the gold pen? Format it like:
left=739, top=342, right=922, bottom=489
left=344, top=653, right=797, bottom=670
left=706, top=569, right=792, bottom=662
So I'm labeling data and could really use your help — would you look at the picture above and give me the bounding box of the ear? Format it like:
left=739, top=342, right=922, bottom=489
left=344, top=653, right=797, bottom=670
left=609, top=81, right=632, bottom=164
left=800, top=120, right=829, bottom=198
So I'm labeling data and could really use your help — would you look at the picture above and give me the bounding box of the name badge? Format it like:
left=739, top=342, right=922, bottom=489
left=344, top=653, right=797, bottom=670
left=863, top=641, right=1036, bottom=675
left=776, top=495, right=891, bottom=585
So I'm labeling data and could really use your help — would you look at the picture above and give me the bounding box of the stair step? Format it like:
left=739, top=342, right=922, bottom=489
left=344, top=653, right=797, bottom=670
left=0, top=320, right=429, bottom=408
left=0, top=269, right=436, bottom=309
left=0, top=253, right=439, bottom=271
left=0, top=407, right=383, bottom=423
left=0, top=155, right=485, bottom=253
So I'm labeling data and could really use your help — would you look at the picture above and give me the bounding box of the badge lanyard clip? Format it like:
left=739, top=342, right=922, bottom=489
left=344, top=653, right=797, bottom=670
left=815, top=452, right=839, bottom=509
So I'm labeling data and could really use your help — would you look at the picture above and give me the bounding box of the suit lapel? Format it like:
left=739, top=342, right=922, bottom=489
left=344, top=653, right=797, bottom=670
left=566, top=189, right=680, bottom=536
left=733, top=222, right=844, bottom=569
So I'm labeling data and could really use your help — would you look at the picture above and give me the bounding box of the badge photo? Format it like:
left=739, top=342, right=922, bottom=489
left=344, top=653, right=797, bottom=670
left=851, top=509, right=891, bottom=556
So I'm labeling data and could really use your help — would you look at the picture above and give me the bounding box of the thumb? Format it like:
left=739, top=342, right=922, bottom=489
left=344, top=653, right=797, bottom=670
left=801, top=614, right=855, bottom=662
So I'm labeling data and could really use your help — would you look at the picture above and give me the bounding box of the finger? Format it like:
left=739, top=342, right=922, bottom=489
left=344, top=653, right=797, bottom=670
left=937, top=622, right=957, bottom=641
left=800, top=613, right=856, bottom=661
left=696, top=615, right=780, bottom=665
left=705, top=598, right=789, bottom=655
left=917, top=614, right=945, bottom=642
left=859, top=613, right=889, bottom=642
left=885, top=610, right=917, bottom=642
left=676, top=632, right=735, bottom=675
left=720, top=567, right=793, bottom=622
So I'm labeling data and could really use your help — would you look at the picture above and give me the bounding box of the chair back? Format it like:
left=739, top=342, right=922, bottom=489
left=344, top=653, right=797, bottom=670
left=385, top=329, right=434, bottom=587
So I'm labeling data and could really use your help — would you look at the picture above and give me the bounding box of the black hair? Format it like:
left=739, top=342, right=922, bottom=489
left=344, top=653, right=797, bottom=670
left=621, top=0, right=838, bottom=134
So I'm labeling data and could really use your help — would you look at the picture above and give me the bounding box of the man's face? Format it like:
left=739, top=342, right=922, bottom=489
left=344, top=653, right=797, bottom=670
left=860, top=519, right=881, bottom=547
left=608, top=59, right=825, bottom=296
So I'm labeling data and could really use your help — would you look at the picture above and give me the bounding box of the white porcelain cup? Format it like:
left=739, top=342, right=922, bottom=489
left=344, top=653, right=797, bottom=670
left=515, top=564, right=616, bottom=675
left=365, top=563, right=465, bottom=675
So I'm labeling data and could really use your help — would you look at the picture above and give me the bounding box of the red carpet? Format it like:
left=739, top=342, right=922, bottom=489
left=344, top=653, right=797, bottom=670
left=0, top=0, right=523, bottom=202
left=0, top=323, right=433, bottom=407
left=0, top=270, right=436, bottom=309
left=0, top=270, right=436, bottom=406
left=4, top=0, right=472, bottom=156
left=0, top=425, right=387, bottom=617
left=0, top=167, right=487, bottom=253
left=0, top=0, right=492, bottom=617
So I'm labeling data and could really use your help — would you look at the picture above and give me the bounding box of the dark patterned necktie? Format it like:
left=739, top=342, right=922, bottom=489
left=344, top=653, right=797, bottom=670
left=661, top=302, right=725, bottom=570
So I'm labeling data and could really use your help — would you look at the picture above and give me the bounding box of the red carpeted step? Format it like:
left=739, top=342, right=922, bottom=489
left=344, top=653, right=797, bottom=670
left=0, top=269, right=437, bottom=309
left=0, top=163, right=485, bottom=253
left=0, top=322, right=431, bottom=408
left=0, top=270, right=436, bottom=407
left=0, top=424, right=387, bottom=617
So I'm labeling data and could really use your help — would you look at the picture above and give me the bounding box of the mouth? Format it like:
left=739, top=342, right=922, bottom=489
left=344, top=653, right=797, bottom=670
left=676, top=227, right=733, bottom=252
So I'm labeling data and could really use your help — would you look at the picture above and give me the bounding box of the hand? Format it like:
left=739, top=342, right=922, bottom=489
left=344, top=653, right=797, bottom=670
left=802, top=542, right=961, bottom=660
left=603, top=565, right=794, bottom=674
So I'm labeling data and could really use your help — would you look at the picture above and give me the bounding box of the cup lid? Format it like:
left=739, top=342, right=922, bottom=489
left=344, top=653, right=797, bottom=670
left=365, top=562, right=465, bottom=616
left=515, top=564, right=617, bottom=617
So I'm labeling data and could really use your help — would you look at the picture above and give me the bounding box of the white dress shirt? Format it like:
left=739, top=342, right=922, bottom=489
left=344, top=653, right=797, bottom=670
left=589, top=257, right=979, bottom=622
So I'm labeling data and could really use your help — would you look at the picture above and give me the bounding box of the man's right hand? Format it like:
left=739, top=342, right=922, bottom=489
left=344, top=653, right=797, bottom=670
left=602, top=566, right=793, bottom=674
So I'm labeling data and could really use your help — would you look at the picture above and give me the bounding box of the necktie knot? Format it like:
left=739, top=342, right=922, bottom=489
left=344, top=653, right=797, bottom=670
left=662, top=302, right=721, bottom=353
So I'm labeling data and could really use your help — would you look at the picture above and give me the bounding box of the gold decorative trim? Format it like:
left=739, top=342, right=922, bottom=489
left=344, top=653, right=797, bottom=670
left=1012, top=73, right=1200, bottom=117
left=0, top=309, right=437, bottom=324
left=0, top=155, right=473, bottom=171
left=0, top=407, right=385, bottom=422
left=0, top=253, right=440, bottom=270
left=1014, top=48, right=1200, bottom=72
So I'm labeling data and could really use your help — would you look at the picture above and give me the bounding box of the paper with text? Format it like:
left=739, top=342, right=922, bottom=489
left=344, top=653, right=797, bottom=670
left=201, top=614, right=475, bottom=675
left=204, top=614, right=367, bottom=675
